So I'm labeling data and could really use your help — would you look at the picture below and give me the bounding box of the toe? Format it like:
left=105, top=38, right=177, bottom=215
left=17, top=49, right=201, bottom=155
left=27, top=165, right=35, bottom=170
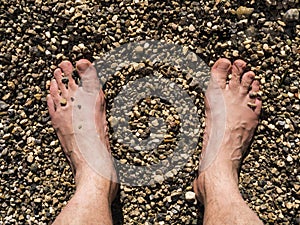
left=47, top=94, right=55, bottom=116
left=54, top=68, right=68, bottom=97
left=59, top=60, right=77, bottom=90
left=246, top=80, right=262, bottom=115
left=76, top=59, right=100, bottom=93
left=50, top=79, right=61, bottom=108
left=210, top=58, right=232, bottom=89
left=251, top=79, right=260, bottom=92
left=229, top=59, right=246, bottom=89
left=240, top=71, right=255, bottom=95
left=254, top=98, right=262, bottom=115
left=76, top=59, right=92, bottom=76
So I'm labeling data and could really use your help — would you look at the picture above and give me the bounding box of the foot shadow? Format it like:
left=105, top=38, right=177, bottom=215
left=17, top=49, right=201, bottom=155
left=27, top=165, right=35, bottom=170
left=112, top=190, right=124, bottom=225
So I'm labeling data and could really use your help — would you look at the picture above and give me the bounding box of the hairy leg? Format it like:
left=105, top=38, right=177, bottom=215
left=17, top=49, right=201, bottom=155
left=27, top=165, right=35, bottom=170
left=194, top=58, right=263, bottom=225
left=47, top=60, right=118, bottom=225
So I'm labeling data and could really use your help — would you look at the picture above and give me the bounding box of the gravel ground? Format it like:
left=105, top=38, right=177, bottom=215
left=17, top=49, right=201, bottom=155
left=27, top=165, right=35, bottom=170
left=0, top=0, right=299, bottom=224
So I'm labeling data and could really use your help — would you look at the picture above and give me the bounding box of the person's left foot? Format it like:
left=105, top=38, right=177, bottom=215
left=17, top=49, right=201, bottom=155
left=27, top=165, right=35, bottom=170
left=47, top=59, right=118, bottom=203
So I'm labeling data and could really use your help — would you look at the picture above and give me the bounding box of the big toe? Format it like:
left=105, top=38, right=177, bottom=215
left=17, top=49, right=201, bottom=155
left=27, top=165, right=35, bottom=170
left=76, top=59, right=100, bottom=93
left=210, top=58, right=232, bottom=89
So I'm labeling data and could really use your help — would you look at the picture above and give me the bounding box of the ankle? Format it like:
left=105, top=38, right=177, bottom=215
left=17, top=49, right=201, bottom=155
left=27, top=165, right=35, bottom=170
left=194, top=162, right=240, bottom=203
left=75, top=165, right=105, bottom=185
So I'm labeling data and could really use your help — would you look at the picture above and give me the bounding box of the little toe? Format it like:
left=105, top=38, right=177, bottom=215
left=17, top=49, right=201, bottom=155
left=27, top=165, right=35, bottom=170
left=240, top=71, right=255, bottom=95
left=210, top=58, right=232, bottom=89
left=54, top=68, right=68, bottom=97
left=76, top=59, right=100, bottom=93
left=47, top=94, right=55, bottom=116
left=229, top=59, right=246, bottom=89
left=254, top=98, right=262, bottom=116
left=246, top=80, right=262, bottom=114
left=59, top=60, right=77, bottom=90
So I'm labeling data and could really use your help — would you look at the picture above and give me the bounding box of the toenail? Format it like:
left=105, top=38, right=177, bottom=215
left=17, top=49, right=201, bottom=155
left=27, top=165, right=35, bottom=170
left=235, top=60, right=246, bottom=68
left=77, top=62, right=90, bottom=72
left=218, top=62, right=231, bottom=70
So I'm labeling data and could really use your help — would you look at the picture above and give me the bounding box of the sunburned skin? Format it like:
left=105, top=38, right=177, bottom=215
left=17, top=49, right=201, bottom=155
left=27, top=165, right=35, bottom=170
left=47, top=58, right=263, bottom=225
left=198, top=58, right=261, bottom=173
left=194, top=58, right=263, bottom=225
left=47, top=60, right=118, bottom=225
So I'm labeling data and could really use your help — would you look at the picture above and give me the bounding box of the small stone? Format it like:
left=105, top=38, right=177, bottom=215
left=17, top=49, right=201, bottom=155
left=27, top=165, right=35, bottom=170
left=286, top=202, right=293, bottom=209
left=18, top=215, right=24, bottom=220
left=188, top=24, right=196, bottom=32
left=123, top=187, right=132, bottom=192
left=232, top=50, right=239, bottom=57
left=185, top=191, right=196, bottom=201
left=34, top=198, right=42, bottom=203
left=45, top=31, right=51, bottom=38
left=75, top=0, right=85, bottom=5
left=112, top=15, right=118, bottom=22
left=276, top=187, right=283, bottom=194
left=45, top=169, right=51, bottom=175
left=78, top=43, right=86, bottom=49
left=268, top=124, right=275, bottom=129
left=170, top=23, right=178, bottom=30
left=3, top=134, right=11, bottom=140
left=135, top=46, right=143, bottom=53
left=257, top=51, right=264, bottom=57
left=27, top=155, right=34, bottom=163
left=284, top=9, right=299, bottom=22
left=2, top=93, right=10, bottom=101
left=165, top=171, right=174, bottom=179
left=137, top=197, right=145, bottom=203
left=154, top=175, right=164, bottom=184
left=236, top=6, right=254, bottom=16
left=0, top=101, right=9, bottom=111
left=119, top=159, right=127, bottom=164
left=287, top=155, right=293, bottom=162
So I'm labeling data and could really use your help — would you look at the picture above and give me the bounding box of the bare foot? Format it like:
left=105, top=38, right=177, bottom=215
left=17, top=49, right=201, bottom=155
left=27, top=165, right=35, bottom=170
left=47, top=59, right=118, bottom=203
left=193, top=58, right=263, bottom=224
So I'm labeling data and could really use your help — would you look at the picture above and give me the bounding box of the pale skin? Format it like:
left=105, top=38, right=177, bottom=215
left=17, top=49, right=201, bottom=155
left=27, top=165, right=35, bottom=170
left=47, top=58, right=263, bottom=224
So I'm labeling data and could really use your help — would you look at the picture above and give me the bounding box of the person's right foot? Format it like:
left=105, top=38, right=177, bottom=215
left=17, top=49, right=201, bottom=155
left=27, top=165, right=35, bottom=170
left=194, top=58, right=262, bottom=203
left=47, top=59, right=118, bottom=203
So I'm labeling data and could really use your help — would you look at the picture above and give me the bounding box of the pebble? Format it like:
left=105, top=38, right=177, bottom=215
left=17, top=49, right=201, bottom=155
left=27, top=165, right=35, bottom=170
left=284, top=8, right=299, bottom=22
left=0, top=0, right=298, bottom=224
left=134, top=45, right=144, bottom=53
left=154, top=175, right=164, bottom=184
left=235, top=6, right=254, bottom=16
left=232, top=50, right=239, bottom=57
left=27, top=155, right=34, bottom=163
left=185, top=191, right=196, bottom=201
left=188, top=24, right=196, bottom=32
